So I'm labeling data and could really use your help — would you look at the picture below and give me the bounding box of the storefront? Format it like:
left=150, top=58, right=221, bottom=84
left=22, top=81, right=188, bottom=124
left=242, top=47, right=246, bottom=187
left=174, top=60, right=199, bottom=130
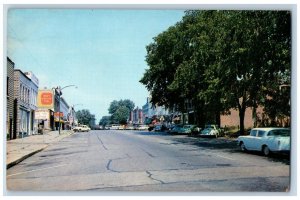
left=19, top=108, right=29, bottom=137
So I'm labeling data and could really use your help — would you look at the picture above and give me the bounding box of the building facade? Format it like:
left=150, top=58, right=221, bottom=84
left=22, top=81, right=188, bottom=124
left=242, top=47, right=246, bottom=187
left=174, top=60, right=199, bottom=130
left=13, top=70, right=39, bottom=138
left=142, top=97, right=170, bottom=124
left=58, top=97, right=70, bottom=130
left=130, top=107, right=143, bottom=124
left=6, top=57, right=15, bottom=140
left=36, top=88, right=73, bottom=132
left=68, top=105, right=78, bottom=128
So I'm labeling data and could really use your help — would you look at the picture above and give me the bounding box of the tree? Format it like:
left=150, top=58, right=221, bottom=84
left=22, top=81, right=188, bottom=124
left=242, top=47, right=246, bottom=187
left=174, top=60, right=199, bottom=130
left=216, top=11, right=291, bottom=133
left=99, top=116, right=111, bottom=127
left=108, top=99, right=135, bottom=115
left=140, top=25, right=184, bottom=110
left=140, top=10, right=291, bottom=133
left=76, top=109, right=96, bottom=128
left=108, top=99, right=135, bottom=124
left=112, top=106, right=130, bottom=125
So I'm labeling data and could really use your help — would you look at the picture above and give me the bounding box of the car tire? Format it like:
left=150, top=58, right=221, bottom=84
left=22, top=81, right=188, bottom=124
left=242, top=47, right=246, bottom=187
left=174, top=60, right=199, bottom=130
left=239, top=142, right=247, bottom=152
left=262, top=145, right=271, bottom=156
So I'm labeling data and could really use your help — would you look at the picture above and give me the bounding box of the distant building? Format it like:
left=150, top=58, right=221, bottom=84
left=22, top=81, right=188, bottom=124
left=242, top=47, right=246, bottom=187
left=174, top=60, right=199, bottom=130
left=6, top=57, right=15, bottom=140
left=13, top=69, right=39, bottom=138
left=142, top=97, right=170, bottom=124
left=68, top=106, right=78, bottom=128
left=130, top=107, right=143, bottom=124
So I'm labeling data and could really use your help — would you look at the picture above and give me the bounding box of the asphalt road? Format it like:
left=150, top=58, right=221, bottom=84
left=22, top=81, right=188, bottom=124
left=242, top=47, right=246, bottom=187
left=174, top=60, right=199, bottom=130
left=6, top=130, right=290, bottom=193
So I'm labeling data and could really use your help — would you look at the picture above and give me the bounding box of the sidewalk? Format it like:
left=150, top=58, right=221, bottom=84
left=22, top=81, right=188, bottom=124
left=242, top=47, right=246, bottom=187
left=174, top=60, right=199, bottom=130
left=6, top=130, right=74, bottom=169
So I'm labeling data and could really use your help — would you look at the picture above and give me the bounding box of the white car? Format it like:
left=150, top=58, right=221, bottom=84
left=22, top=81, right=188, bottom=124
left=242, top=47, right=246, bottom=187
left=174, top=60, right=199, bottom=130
left=73, top=125, right=91, bottom=132
left=237, top=127, right=290, bottom=156
left=137, top=125, right=149, bottom=131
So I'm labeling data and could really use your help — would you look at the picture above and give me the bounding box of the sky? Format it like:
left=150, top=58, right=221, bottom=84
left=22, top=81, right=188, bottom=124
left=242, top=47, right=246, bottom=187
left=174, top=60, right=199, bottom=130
left=7, top=9, right=185, bottom=121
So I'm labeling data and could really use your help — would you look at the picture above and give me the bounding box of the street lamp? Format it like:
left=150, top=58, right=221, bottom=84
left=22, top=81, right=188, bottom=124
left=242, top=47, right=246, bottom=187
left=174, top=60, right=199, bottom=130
left=55, top=85, right=77, bottom=134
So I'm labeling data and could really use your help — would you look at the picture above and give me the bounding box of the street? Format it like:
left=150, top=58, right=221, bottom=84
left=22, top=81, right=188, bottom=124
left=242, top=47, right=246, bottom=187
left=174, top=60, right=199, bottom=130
left=6, top=130, right=290, bottom=192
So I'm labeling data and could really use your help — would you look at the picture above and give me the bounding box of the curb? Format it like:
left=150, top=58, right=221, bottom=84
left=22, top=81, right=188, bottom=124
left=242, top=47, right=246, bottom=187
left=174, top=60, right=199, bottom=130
left=6, top=131, right=74, bottom=169
left=6, top=148, right=46, bottom=169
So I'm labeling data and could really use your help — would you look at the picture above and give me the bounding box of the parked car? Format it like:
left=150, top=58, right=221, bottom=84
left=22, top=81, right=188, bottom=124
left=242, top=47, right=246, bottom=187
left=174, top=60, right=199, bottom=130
left=137, top=125, right=149, bottom=131
left=109, top=124, right=119, bottom=130
left=73, top=125, right=91, bottom=132
left=169, top=124, right=183, bottom=134
left=199, top=124, right=222, bottom=138
left=118, top=125, right=125, bottom=130
left=178, top=124, right=200, bottom=135
left=125, top=125, right=134, bottom=130
left=237, top=127, right=290, bottom=156
left=154, top=124, right=162, bottom=132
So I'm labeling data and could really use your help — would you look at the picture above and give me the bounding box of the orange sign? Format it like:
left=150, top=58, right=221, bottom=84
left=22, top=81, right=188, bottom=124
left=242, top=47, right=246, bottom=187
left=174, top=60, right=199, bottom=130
left=38, top=90, right=54, bottom=109
left=54, top=112, right=64, bottom=122
left=54, top=112, right=64, bottom=117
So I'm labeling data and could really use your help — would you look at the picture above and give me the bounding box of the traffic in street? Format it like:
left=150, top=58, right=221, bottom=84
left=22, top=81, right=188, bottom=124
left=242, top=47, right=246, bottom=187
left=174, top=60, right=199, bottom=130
left=7, top=130, right=290, bottom=192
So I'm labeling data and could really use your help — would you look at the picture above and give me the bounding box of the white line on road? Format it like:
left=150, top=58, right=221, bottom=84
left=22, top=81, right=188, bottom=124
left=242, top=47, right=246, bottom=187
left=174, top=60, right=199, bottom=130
left=7, top=164, right=68, bottom=177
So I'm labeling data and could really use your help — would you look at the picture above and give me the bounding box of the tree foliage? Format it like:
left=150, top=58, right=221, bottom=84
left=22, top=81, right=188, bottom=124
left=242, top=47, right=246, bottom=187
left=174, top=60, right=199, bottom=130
left=140, top=10, right=291, bottom=133
left=99, top=116, right=111, bottom=127
left=76, top=109, right=96, bottom=128
left=108, top=99, right=135, bottom=124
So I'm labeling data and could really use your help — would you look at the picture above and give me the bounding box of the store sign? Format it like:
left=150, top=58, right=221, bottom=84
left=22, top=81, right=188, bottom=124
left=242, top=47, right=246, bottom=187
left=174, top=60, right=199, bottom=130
left=54, top=112, right=64, bottom=117
left=54, top=112, right=64, bottom=122
left=35, top=110, right=49, bottom=120
left=37, top=90, right=54, bottom=109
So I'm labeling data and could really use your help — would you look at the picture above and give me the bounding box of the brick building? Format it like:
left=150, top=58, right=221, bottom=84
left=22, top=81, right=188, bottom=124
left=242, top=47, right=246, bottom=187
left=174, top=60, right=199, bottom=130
left=130, top=107, right=143, bottom=124
left=6, top=57, right=15, bottom=140
left=220, top=105, right=290, bottom=130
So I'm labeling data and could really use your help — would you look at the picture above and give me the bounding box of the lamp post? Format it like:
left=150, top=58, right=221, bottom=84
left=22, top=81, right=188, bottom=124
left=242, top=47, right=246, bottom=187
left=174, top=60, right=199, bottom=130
left=55, top=85, right=77, bottom=135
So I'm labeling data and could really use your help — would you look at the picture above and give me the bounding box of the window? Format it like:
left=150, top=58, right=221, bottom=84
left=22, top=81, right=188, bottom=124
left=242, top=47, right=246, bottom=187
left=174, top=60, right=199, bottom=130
left=7, top=77, right=9, bottom=96
left=268, top=130, right=290, bottom=137
left=27, top=89, right=30, bottom=104
left=250, top=130, right=257, bottom=136
left=20, top=85, right=23, bottom=100
left=23, top=87, right=25, bottom=102
left=257, top=130, right=266, bottom=137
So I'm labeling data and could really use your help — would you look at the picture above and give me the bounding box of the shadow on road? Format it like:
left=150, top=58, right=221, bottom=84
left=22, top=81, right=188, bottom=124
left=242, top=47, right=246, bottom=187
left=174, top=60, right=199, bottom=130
left=132, top=131, right=171, bottom=136
left=131, top=130, right=290, bottom=165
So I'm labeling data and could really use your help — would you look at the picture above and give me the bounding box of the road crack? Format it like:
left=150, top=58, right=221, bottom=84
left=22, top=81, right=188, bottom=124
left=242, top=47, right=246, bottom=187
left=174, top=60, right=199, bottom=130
left=96, top=135, right=108, bottom=150
left=106, top=159, right=120, bottom=173
left=140, top=148, right=155, bottom=158
left=146, top=170, right=165, bottom=184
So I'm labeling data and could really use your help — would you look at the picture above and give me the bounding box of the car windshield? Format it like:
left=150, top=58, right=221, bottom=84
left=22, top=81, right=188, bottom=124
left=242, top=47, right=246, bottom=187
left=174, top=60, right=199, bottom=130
left=268, top=129, right=290, bottom=137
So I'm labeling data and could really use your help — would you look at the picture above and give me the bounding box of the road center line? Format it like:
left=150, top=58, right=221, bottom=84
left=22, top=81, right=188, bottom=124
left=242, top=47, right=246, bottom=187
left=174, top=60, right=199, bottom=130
left=7, top=164, right=68, bottom=177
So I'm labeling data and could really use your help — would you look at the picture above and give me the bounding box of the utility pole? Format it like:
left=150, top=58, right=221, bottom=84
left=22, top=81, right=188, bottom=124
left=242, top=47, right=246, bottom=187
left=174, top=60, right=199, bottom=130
left=55, top=85, right=77, bottom=134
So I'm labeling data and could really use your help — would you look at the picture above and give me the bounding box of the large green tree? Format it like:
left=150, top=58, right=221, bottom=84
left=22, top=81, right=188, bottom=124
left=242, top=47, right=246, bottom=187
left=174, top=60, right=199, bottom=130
left=76, top=109, right=96, bottom=128
left=140, top=10, right=291, bottom=133
left=112, top=106, right=130, bottom=125
left=216, top=11, right=291, bottom=133
left=99, top=116, right=111, bottom=127
left=108, top=99, right=135, bottom=124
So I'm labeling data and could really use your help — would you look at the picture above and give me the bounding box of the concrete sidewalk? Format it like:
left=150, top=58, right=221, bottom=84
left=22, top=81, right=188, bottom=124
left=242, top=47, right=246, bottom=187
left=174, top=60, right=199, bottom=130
left=6, top=130, right=74, bottom=169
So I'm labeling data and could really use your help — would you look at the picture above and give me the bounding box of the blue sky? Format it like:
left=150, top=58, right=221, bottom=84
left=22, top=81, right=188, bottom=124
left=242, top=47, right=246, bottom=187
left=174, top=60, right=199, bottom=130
left=7, top=9, right=185, bottom=121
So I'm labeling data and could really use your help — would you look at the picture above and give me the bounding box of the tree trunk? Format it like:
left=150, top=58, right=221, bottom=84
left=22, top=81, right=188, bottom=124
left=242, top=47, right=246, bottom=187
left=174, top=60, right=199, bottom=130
left=239, top=110, right=245, bottom=135
left=239, top=104, right=246, bottom=135
left=215, top=110, right=221, bottom=127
